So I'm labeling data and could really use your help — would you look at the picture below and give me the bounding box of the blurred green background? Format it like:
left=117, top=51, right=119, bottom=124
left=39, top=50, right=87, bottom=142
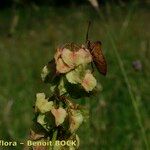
left=0, top=0, right=149, bottom=149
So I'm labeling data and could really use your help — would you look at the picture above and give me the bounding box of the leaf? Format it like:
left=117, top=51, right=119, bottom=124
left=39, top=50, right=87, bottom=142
left=51, top=107, right=67, bottom=126
left=81, top=70, right=97, bottom=92
left=35, top=93, right=53, bottom=113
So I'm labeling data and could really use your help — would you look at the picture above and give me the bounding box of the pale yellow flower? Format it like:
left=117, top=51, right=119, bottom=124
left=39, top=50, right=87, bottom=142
left=35, top=93, right=53, bottom=113
left=81, top=70, right=97, bottom=92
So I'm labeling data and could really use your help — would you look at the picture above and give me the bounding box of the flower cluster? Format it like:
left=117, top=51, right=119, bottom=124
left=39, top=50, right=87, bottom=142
left=41, top=44, right=97, bottom=95
left=35, top=93, right=83, bottom=133
left=54, top=47, right=92, bottom=73
left=30, top=43, right=98, bottom=150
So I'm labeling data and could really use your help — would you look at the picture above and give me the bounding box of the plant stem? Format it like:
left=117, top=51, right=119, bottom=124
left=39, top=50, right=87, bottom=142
left=50, top=129, right=58, bottom=150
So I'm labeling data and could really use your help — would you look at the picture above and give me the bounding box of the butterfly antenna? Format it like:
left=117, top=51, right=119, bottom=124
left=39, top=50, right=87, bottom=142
left=86, top=21, right=91, bottom=42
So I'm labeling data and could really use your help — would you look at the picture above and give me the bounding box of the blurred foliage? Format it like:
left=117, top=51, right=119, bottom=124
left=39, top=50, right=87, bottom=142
left=0, top=0, right=149, bottom=8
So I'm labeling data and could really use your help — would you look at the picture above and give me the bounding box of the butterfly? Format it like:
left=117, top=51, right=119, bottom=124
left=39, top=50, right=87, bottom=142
left=87, top=40, right=107, bottom=75
left=86, top=22, right=107, bottom=76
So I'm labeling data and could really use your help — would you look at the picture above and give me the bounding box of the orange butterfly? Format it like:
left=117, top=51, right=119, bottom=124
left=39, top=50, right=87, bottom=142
left=86, top=22, right=107, bottom=76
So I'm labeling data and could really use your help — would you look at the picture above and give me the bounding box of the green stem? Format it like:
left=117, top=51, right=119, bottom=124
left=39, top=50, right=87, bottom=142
left=49, top=129, right=58, bottom=150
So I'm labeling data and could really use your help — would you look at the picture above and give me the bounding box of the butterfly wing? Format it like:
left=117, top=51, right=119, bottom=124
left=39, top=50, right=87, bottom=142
left=90, top=41, right=107, bottom=75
